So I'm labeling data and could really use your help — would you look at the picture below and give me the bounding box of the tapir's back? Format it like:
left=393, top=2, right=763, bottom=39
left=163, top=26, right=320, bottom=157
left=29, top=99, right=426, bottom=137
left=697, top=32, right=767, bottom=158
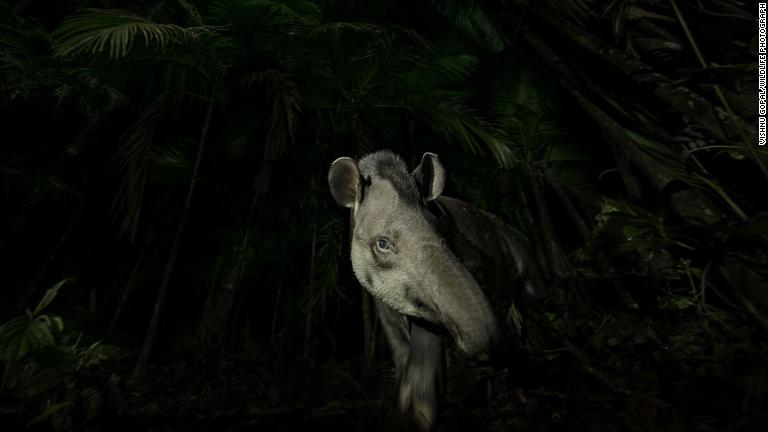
left=431, top=196, right=547, bottom=301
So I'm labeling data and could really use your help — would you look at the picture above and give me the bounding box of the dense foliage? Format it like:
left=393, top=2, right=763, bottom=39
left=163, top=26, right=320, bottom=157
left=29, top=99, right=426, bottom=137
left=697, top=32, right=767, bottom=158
left=1, top=0, right=765, bottom=430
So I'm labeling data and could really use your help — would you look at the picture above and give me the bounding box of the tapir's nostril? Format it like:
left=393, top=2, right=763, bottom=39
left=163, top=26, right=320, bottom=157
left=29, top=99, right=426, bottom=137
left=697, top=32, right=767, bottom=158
left=413, top=299, right=427, bottom=314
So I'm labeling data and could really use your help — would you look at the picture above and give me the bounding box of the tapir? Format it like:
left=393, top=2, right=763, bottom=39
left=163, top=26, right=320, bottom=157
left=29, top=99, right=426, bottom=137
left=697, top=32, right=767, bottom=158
left=328, top=150, right=546, bottom=430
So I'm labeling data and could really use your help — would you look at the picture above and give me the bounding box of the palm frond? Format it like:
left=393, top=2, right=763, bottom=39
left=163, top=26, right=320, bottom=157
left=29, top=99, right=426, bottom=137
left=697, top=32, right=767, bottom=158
left=52, top=67, right=127, bottom=113
left=210, top=0, right=320, bottom=30
left=418, top=94, right=515, bottom=168
left=148, top=144, right=193, bottom=186
left=111, top=96, right=167, bottom=241
left=401, top=54, right=478, bottom=90
left=245, top=0, right=321, bottom=25
left=431, top=0, right=505, bottom=52
left=265, top=73, right=302, bottom=160
left=177, top=0, right=205, bottom=26
left=31, top=279, right=72, bottom=317
left=310, top=22, right=381, bottom=36
left=241, top=70, right=303, bottom=160
left=0, top=280, right=68, bottom=363
left=0, top=24, right=31, bottom=73
left=16, top=367, right=66, bottom=399
left=624, top=130, right=706, bottom=190
left=51, top=9, right=217, bottom=59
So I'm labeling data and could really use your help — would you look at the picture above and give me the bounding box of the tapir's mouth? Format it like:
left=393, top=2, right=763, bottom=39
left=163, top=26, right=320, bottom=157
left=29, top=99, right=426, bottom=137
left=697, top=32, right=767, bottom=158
left=405, top=305, right=497, bottom=356
left=407, top=316, right=447, bottom=338
left=407, top=316, right=484, bottom=356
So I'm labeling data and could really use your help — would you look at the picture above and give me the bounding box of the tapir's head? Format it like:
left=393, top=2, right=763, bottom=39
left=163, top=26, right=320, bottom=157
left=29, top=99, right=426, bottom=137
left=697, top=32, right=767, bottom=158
left=328, top=150, right=499, bottom=355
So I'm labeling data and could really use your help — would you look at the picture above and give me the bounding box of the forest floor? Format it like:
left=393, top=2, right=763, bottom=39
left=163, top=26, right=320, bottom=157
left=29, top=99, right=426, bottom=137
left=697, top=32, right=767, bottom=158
left=95, top=351, right=555, bottom=432
left=10, top=347, right=764, bottom=431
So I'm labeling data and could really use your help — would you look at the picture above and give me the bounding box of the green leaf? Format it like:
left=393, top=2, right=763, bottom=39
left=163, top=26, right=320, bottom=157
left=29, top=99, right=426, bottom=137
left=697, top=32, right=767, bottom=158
left=51, top=316, right=64, bottom=333
left=51, top=9, right=218, bottom=59
left=26, top=401, right=73, bottom=427
left=431, top=0, right=505, bottom=52
left=33, top=279, right=72, bottom=316
left=310, top=22, right=380, bottom=35
left=246, top=0, right=322, bottom=25
left=17, top=367, right=66, bottom=398
left=0, top=311, right=63, bottom=362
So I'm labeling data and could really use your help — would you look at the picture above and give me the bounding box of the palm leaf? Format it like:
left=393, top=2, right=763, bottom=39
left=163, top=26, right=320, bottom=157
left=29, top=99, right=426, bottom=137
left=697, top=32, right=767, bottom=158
left=210, top=0, right=321, bottom=32
left=26, top=401, right=73, bottom=427
left=17, top=367, right=66, bottom=398
left=245, top=0, right=321, bottom=25
left=431, top=0, right=506, bottom=52
left=51, top=9, right=216, bottom=59
left=0, top=317, right=55, bottom=361
left=111, top=96, right=167, bottom=241
left=240, top=70, right=302, bottom=160
left=418, top=94, right=515, bottom=168
left=32, top=279, right=71, bottom=316
left=310, top=22, right=381, bottom=35
left=52, top=68, right=127, bottom=112
left=401, top=54, right=478, bottom=89
left=148, top=145, right=193, bottom=186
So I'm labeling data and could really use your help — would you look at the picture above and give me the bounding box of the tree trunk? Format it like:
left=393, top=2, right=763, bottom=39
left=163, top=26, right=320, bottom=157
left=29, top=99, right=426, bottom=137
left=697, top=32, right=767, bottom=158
left=528, top=4, right=763, bottom=176
left=531, top=177, right=569, bottom=277
left=523, top=30, right=732, bottom=225
left=108, top=230, right=156, bottom=337
left=130, top=91, right=215, bottom=385
left=20, top=211, right=79, bottom=309
left=303, top=216, right=318, bottom=359
left=517, top=187, right=549, bottom=279
left=215, top=251, right=249, bottom=373
left=550, top=180, right=590, bottom=243
left=270, top=239, right=287, bottom=343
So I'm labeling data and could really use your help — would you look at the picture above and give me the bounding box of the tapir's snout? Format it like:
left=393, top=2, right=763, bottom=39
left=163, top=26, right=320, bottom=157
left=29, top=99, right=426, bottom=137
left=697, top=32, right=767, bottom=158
left=418, top=241, right=499, bottom=356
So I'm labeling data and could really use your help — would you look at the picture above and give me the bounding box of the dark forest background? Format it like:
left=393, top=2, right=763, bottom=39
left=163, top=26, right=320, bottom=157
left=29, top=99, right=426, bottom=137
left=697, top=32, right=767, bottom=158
left=1, top=0, right=766, bottom=431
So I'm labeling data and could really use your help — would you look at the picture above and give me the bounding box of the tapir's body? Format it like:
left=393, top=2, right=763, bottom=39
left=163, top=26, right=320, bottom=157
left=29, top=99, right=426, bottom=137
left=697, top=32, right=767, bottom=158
left=431, top=196, right=545, bottom=305
left=328, top=150, right=544, bottom=430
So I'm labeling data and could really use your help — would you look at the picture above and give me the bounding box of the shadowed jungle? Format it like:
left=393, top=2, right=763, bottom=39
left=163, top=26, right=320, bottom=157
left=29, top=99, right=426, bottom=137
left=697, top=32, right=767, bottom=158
left=1, top=0, right=766, bottom=431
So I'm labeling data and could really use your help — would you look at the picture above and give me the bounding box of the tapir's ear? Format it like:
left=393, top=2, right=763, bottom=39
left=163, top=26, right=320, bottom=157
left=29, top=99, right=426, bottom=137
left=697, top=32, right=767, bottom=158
left=412, top=152, right=445, bottom=202
left=328, top=157, right=361, bottom=208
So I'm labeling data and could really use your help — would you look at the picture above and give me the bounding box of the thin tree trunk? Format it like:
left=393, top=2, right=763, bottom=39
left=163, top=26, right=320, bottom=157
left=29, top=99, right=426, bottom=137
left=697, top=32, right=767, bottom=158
left=531, top=177, right=568, bottom=277
left=303, top=215, right=318, bottom=358
left=210, top=252, right=246, bottom=358
left=517, top=187, right=549, bottom=279
left=550, top=180, right=590, bottom=243
left=108, top=231, right=155, bottom=337
left=529, top=4, right=754, bottom=139
left=130, top=90, right=215, bottom=385
left=523, top=30, right=732, bottom=225
left=270, top=239, right=287, bottom=343
left=210, top=183, right=260, bottom=366
left=216, top=252, right=248, bottom=374
left=528, top=5, right=764, bottom=177
left=270, top=278, right=284, bottom=343
left=20, top=212, right=79, bottom=309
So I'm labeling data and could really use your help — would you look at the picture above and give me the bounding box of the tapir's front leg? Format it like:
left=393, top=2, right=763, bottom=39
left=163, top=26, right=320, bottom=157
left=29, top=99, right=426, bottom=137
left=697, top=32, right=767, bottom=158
left=375, top=298, right=446, bottom=431
left=375, top=297, right=410, bottom=374
left=399, top=321, right=446, bottom=431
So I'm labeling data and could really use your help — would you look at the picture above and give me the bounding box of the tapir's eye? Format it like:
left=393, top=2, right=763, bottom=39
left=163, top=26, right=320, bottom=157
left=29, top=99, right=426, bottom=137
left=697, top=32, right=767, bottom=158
left=376, top=238, right=391, bottom=251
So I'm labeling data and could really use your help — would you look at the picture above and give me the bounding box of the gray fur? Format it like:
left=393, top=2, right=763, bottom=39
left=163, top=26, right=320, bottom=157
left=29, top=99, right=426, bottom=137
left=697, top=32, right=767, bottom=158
left=328, top=150, right=546, bottom=430
left=358, top=150, right=420, bottom=204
